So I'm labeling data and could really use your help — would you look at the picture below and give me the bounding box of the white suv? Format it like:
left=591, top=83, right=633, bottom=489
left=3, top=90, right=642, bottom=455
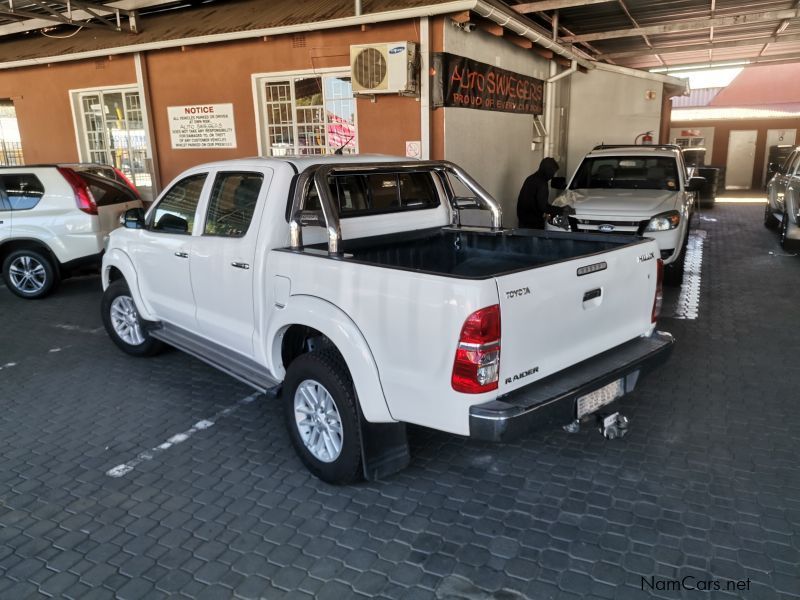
left=547, top=145, right=703, bottom=282
left=0, top=164, right=142, bottom=298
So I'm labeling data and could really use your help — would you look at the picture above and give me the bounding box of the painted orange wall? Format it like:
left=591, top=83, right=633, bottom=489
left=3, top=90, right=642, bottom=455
left=0, top=57, right=136, bottom=164
left=143, top=21, right=421, bottom=184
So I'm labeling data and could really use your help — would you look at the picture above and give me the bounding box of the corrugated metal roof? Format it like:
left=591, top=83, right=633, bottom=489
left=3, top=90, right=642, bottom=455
left=0, top=0, right=448, bottom=64
left=672, top=87, right=723, bottom=108
left=672, top=104, right=800, bottom=121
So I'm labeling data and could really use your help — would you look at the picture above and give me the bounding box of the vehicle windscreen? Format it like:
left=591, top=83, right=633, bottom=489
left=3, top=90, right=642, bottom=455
left=570, top=156, right=679, bottom=191
left=77, top=171, right=140, bottom=206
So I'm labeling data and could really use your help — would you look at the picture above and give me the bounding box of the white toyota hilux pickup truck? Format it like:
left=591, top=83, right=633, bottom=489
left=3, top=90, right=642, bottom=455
left=101, top=156, right=673, bottom=484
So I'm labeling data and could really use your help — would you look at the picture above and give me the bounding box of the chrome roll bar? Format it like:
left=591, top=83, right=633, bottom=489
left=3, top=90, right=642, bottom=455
left=288, top=160, right=503, bottom=256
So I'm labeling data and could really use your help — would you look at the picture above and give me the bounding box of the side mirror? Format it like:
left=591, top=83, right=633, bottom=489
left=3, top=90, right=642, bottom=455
left=686, top=177, right=706, bottom=192
left=551, top=177, right=567, bottom=190
left=121, top=207, right=145, bottom=229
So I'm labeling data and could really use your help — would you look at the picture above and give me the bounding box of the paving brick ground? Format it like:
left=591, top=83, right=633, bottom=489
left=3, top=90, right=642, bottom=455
left=1, top=201, right=798, bottom=599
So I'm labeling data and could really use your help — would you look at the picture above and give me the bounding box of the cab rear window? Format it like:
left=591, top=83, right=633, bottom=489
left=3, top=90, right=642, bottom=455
left=304, top=171, right=440, bottom=217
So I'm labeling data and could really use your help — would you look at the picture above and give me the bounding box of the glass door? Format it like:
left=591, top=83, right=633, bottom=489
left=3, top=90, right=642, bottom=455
left=80, top=90, right=151, bottom=198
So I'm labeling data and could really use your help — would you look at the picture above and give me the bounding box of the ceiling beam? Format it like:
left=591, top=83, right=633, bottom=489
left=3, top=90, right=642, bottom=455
left=601, top=32, right=800, bottom=59
left=512, top=0, right=613, bottom=13
left=0, top=0, right=170, bottom=36
left=616, top=0, right=663, bottom=66
left=563, top=8, right=800, bottom=42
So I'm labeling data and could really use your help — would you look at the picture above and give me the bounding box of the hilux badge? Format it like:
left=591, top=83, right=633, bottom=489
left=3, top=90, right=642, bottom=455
left=637, top=251, right=655, bottom=263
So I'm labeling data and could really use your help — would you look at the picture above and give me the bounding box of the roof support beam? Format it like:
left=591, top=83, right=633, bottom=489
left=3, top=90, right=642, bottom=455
left=0, top=0, right=171, bottom=36
left=512, top=0, right=613, bottom=13
left=600, top=32, right=800, bottom=59
left=653, top=50, right=800, bottom=73
left=563, top=8, right=800, bottom=42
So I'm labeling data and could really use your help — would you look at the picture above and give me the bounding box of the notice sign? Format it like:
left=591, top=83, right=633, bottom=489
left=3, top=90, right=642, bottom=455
left=168, top=103, right=237, bottom=149
left=432, top=53, right=544, bottom=115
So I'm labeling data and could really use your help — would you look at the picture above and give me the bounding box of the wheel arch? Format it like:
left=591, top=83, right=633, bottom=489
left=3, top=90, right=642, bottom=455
left=101, top=249, right=157, bottom=322
left=267, top=295, right=393, bottom=423
left=0, top=238, right=60, bottom=271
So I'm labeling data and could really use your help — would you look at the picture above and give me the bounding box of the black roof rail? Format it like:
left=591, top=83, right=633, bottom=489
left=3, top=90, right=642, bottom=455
left=591, top=144, right=682, bottom=151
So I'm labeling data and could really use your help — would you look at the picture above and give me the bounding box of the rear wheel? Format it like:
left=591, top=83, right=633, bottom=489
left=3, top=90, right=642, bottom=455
left=101, top=279, right=163, bottom=356
left=283, top=351, right=362, bottom=485
left=2, top=248, right=59, bottom=299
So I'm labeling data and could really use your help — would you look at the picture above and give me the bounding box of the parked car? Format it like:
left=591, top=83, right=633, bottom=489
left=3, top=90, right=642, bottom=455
left=765, top=146, right=800, bottom=250
left=101, top=156, right=673, bottom=484
left=765, top=144, right=794, bottom=189
left=548, top=144, right=703, bottom=283
left=0, top=163, right=142, bottom=298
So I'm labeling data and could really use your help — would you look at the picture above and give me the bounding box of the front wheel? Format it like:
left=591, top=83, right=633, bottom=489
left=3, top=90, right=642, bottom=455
left=764, top=203, right=779, bottom=229
left=2, top=248, right=59, bottom=299
left=283, top=351, right=362, bottom=485
left=101, top=280, right=163, bottom=357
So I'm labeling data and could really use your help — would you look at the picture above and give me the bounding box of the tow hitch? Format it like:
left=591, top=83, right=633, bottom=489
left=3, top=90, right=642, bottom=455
left=599, top=412, right=629, bottom=439
left=562, top=411, right=630, bottom=439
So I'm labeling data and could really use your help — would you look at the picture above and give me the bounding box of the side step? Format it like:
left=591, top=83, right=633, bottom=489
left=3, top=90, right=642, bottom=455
left=150, top=323, right=280, bottom=394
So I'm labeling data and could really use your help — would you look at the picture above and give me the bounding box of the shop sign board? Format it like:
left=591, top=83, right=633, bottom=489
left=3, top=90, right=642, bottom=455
left=168, top=103, right=237, bottom=149
left=432, top=53, right=544, bottom=115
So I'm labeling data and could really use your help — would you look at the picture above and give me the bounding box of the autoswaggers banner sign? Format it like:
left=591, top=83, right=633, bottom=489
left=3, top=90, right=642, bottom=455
left=432, top=53, right=544, bottom=115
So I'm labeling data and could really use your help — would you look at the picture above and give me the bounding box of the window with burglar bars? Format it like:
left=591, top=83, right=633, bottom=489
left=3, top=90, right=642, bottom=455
left=75, top=88, right=152, bottom=198
left=261, top=73, right=357, bottom=156
left=0, top=100, right=24, bottom=166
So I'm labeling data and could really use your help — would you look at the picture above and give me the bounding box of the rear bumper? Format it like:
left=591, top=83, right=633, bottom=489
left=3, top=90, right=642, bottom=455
left=469, top=331, right=675, bottom=442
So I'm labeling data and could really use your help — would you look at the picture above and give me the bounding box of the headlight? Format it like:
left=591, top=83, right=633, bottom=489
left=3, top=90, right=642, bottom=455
left=644, top=211, right=680, bottom=232
left=547, top=213, right=571, bottom=230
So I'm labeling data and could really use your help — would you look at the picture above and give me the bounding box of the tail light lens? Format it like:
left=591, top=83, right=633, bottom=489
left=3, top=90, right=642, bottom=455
left=57, top=167, right=97, bottom=215
left=452, top=304, right=501, bottom=393
left=113, top=167, right=141, bottom=198
left=652, top=258, right=664, bottom=323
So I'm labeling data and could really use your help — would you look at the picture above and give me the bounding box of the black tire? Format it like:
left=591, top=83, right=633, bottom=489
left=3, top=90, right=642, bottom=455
left=283, top=351, right=362, bottom=485
left=664, top=256, right=685, bottom=286
left=2, top=248, right=59, bottom=299
left=779, top=211, right=792, bottom=250
left=764, top=203, right=779, bottom=230
left=101, top=279, right=163, bottom=357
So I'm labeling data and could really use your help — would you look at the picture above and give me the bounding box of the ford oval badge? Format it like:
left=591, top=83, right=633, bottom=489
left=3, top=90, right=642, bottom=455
left=389, top=46, right=405, bottom=54
left=598, top=224, right=615, bottom=232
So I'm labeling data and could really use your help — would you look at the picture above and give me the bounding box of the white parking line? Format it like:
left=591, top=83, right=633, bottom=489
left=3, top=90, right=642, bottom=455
left=105, top=392, right=262, bottom=478
left=0, top=362, right=17, bottom=371
left=673, top=230, right=707, bottom=320
left=53, top=324, right=104, bottom=335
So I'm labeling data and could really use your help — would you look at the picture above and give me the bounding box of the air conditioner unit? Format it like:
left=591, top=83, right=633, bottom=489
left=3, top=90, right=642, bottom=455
left=350, top=42, right=418, bottom=94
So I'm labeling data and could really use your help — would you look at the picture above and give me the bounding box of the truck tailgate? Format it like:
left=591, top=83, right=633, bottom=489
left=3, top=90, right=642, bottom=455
left=495, top=239, right=659, bottom=395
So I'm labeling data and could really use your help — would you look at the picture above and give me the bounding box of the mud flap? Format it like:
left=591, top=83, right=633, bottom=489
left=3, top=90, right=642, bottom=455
left=359, top=418, right=410, bottom=481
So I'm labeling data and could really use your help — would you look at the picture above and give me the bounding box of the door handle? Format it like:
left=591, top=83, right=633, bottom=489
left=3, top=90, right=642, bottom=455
left=231, top=262, right=250, bottom=270
left=174, top=251, right=189, bottom=258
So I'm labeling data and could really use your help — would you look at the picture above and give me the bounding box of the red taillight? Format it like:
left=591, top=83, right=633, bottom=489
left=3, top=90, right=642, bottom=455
left=57, top=167, right=97, bottom=215
left=452, top=304, right=501, bottom=394
left=113, top=167, right=141, bottom=198
left=652, top=258, right=664, bottom=323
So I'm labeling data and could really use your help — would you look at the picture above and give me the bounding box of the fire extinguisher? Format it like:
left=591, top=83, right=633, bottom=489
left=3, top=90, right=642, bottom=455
left=635, top=131, right=654, bottom=145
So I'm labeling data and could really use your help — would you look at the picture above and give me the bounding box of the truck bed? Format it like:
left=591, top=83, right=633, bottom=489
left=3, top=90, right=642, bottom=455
left=304, top=228, right=650, bottom=279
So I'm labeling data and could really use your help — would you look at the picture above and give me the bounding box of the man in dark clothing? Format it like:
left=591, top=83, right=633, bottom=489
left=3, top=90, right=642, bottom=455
left=517, top=157, right=562, bottom=229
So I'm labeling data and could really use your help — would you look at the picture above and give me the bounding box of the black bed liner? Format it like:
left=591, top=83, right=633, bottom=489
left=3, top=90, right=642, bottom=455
left=277, top=226, right=652, bottom=280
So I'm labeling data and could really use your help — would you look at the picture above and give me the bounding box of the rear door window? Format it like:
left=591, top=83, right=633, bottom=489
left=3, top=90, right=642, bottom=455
left=0, top=174, right=45, bottom=210
left=204, top=172, right=263, bottom=237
